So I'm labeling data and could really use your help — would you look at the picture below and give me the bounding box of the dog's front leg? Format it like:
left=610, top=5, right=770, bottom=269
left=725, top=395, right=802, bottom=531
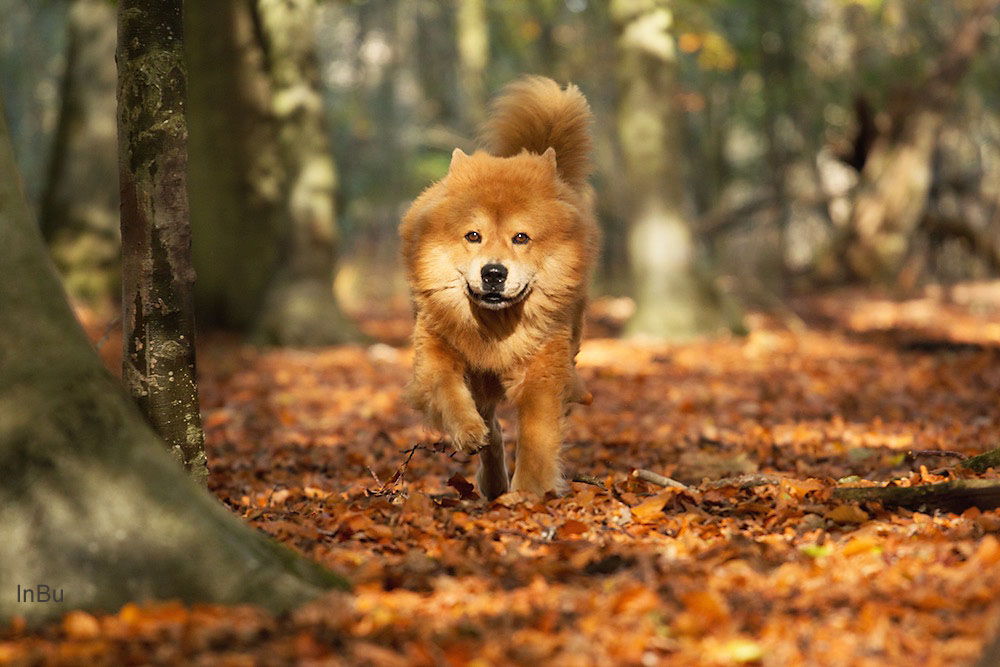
left=508, top=345, right=571, bottom=496
left=409, top=333, right=487, bottom=454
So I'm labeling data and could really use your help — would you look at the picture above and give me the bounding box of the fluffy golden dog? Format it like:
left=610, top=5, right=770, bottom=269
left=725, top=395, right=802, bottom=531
left=399, top=76, right=599, bottom=499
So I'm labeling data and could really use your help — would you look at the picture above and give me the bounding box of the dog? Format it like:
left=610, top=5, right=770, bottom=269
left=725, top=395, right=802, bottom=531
left=399, top=76, right=600, bottom=499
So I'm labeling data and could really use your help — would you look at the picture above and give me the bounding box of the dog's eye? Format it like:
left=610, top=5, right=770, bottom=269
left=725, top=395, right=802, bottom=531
left=464, top=231, right=481, bottom=243
left=512, top=232, right=531, bottom=245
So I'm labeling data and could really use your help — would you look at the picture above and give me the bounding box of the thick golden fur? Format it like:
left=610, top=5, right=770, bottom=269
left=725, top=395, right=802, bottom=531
left=399, top=76, right=600, bottom=499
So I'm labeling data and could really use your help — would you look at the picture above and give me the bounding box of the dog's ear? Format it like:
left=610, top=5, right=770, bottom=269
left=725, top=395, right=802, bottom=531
left=541, top=147, right=558, bottom=175
left=449, top=148, right=470, bottom=174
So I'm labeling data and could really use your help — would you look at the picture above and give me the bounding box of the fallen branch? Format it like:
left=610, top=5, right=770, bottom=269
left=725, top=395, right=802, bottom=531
left=834, top=478, right=1000, bottom=513
left=703, top=473, right=784, bottom=490
left=632, top=469, right=689, bottom=489
left=571, top=474, right=607, bottom=490
left=907, top=449, right=969, bottom=461
left=366, top=441, right=451, bottom=497
left=960, top=447, right=1000, bottom=474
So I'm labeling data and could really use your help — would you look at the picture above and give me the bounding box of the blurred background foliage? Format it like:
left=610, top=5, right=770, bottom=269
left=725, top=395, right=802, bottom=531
left=2, top=0, right=999, bottom=341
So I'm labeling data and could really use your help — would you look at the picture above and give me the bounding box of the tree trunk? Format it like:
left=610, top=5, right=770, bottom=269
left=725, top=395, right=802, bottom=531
left=40, top=0, right=119, bottom=305
left=185, top=0, right=280, bottom=331
left=0, top=91, right=346, bottom=628
left=117, top=0, right=206, bottom=481
left=844, top=0, right=1000, bottom=282
left=611, top=0, right=742, bottom=339
left=455, top=0, right=488, bottom=130
left=251, top=0, right=358, bottom=345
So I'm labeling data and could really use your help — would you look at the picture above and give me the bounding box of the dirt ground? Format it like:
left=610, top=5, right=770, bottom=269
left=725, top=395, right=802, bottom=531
left=4, top=285, right=1000, bottom=666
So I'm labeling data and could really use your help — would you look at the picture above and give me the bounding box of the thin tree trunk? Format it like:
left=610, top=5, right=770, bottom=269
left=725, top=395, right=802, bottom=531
left=251, top=0, right=358, bottom=345
left=0, top=90, right=346, bottom=628
left=611, top=0, right=742, bottom=339
left=40, top=0, right=119, bottom=304
left=455, top=0, right=488, bottom=130
left=117, top=0, right=206, bottom=481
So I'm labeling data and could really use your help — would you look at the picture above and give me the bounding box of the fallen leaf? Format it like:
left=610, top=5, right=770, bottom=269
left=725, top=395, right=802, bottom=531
left=558, top=519, right=588, bottom=538
left=446, top=473, right=479, bottom=501
left=631, top=492, right=672, bottom=522
left=842, top=535, right=881, bottom=557
left=825, top=504, right=869, bottom=524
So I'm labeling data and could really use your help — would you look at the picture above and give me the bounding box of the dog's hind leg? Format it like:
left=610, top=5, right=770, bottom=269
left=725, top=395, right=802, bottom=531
left=476, top=414, right=508, bottom=500
left=470, top=372, right=508, bottom=499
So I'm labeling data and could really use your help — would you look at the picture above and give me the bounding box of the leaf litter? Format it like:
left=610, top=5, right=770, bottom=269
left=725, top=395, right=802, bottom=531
left=5, top=289, right=1000, bottom=665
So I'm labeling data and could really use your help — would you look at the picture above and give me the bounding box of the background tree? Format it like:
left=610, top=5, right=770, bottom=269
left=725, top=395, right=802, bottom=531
left=0, top=87, right=346, bottom=627
left=39, top=0, right=119, bottom=305
left=185, top=0, right=279, bottom=332
left=455, top=0, right=488, bottom=130
left=117, top=0, right=205, bottom=479
left=842, top=0, right=1000, bottom=282
left=185, top=0, right=356, bottom=343
left=5, top=0, right=1000, bottom=332
left=611, top=0, right=742, bottom=338
left=251, top=0, right=358, bottom=345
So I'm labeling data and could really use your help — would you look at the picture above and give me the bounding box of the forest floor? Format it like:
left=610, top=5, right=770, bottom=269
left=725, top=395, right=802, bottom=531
left=5, top=283, right=1000, bottom=666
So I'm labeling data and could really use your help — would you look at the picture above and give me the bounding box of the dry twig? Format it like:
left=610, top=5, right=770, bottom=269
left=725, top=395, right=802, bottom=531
left=631, top=469, right=689, bottom=490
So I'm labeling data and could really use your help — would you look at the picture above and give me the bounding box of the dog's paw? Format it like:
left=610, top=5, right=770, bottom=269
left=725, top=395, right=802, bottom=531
left=445, top=412, right=489, bottom=454
left=510, top=469, right=566, bottom=497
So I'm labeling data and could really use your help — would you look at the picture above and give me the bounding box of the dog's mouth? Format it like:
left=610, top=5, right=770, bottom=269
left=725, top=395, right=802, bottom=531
left=466, top=283, right=531, bottom=310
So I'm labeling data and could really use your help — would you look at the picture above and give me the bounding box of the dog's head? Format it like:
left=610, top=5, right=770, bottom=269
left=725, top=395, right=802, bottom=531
left=401, top=148, right=591, bottom=317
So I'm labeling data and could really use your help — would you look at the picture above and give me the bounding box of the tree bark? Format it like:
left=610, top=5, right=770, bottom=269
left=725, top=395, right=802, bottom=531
left=611, top=0, right=742, bottom=339
left=0, top=91, right=346, bottom=628
left=117, top=0, right=206, bottom=481
left=185, top=0, right=280, bottom=331
left=40, top=0, right=120, bottom=304
left=251, top=0, right=358, bottom=346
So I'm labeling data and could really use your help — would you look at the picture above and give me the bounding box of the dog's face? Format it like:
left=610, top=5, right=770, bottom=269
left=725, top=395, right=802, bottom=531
left=457, top=206, right=537, bottom=310
left=402, top=148, right=589, bottom=317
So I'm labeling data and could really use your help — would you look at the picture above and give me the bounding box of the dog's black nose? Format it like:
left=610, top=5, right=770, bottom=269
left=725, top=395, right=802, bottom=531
left=481, top=263, right=508, bottom=288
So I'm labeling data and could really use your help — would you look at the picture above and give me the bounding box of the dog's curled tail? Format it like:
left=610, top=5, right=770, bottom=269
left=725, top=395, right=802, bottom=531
left=481, top=76, right=593, bottom=192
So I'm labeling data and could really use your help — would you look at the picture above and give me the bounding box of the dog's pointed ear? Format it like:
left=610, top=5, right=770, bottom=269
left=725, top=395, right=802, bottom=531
left=541, top=146, right=558, bottom=174
left=449, top=148, right=470, bottom=174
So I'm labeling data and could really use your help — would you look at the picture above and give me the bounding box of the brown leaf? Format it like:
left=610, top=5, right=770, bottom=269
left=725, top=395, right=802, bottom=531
left=446, top=473, right=480, bottom=500
left=558, top=519, right=588, bottom=538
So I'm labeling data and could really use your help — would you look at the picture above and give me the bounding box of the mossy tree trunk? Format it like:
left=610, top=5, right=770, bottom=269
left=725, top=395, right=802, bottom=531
left=611, top=0, right=742, bottom=339
left=117, top=0, right=206, bottom=481
left=40, top=0, right=119, bottom=305
left=251, top=0, right=358, bottom=345
left=0, top=90, right=346, bottom=628
left=185, top=0, right=280, bottom=331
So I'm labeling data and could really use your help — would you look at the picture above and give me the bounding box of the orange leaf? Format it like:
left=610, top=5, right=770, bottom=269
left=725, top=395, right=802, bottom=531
left=62, top=611, right=100, bottom=640
left=558, top=519, right=588, bottom=538
left=842, top=535, right=880, bottom=556
left=825, top=504, right=869, bottom=524
left=631, top=492, right=671, bottom=522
